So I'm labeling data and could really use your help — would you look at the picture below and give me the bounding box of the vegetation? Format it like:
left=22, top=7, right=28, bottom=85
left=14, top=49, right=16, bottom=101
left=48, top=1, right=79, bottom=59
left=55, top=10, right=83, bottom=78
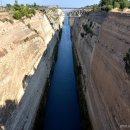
left=5, top=0, right=36, bottom=20
left=5, top=4, right=12, bottom=11
left=13, top=0, right=36, bottom=19
left=13, top=10, right=22, bottom=19
left=85, top=0, right=130, bottom=11
left=123, top=49, right=130, bottom=73
left=99, top=0, right=130, bottom=10
left=82, top=24, right=93, bottom=35
left=85, top=4, right=99, bottom=10
left=80, top=23, right=94, bottom=38
left=113, top=2, right=120, bottom=8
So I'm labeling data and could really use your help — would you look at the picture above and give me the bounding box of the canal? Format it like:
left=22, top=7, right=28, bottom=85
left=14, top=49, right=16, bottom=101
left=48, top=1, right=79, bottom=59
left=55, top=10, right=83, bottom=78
left=41, top=17, right=80, bottom=130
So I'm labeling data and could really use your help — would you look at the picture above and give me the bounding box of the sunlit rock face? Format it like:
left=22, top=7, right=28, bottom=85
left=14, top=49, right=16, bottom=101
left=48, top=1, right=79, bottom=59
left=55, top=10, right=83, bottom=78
left=45, top=8, right=64, bottom=30
left=71, top=10, right=130, bottom=130
left=0, top=9, right=64, bottom=130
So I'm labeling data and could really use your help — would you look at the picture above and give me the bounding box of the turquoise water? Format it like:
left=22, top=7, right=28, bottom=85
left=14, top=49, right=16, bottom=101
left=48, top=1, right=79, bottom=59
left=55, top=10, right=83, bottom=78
left=43, top=17, right=81, bottom=130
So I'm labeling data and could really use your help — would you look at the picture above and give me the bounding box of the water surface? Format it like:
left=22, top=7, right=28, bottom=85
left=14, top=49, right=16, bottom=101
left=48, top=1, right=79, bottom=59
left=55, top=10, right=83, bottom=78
left=43, top=17, right=80, bottom=130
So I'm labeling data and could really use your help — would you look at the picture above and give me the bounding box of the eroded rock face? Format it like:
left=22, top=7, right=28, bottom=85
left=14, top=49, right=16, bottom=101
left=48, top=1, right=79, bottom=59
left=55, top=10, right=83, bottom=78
left=0, top=10, right=64, bottom=130
left=71, top=11, right=130, bottom=130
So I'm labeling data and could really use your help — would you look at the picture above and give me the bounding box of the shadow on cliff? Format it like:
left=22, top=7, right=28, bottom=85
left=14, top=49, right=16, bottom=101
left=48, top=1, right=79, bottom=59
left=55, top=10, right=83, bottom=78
left=32, top=27, right=63, bottom=130
left=0, top=100, right=17, bottom=129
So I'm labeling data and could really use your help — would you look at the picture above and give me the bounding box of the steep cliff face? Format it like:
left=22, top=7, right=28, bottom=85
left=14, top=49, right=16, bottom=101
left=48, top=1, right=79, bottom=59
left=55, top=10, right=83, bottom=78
left=0, top=10, right=64, bottom=130
left=71, top=11, right=130, bottom=130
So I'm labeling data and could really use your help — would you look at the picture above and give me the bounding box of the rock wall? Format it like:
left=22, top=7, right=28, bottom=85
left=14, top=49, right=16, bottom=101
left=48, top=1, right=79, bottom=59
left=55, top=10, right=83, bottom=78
left=71, top=11, right=130, bottom=130
left=0, top=9, right=64, bottom=130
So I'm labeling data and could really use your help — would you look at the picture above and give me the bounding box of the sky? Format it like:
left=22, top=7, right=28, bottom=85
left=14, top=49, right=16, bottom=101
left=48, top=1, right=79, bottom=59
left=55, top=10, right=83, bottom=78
left=1, top=0, right=100, bottom=7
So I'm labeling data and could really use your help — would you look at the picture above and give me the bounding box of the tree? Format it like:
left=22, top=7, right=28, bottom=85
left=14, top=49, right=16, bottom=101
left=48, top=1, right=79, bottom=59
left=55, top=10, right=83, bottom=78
left=99, top=0, right=113, bottom=6
left=113, top=1, right=120, bottom=8
left=14, top=0, right=18, bottom=5
left=119, top=0, right=129, bottom=9
left=21, top=6, right=29, bottom=16
left=13, top=0, right=20, bottom=11
left=92, top=4, right=99, bottom=10
left=6, top=4, right=12, bottom=11
left=99, top=0, right=129, bottom=9
left=12, top=0, right=36, bottom=20
left=34, top=2, right=37, bottom=7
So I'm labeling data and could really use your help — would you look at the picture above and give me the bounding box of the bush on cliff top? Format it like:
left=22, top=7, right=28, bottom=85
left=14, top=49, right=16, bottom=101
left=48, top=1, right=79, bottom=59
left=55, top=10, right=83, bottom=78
left=99, top=0, right=130, bottom=10
left=13, top=0, right=36, bottom=20
left=85, top=0, right=130, bottom=11
left=85, top=4, right=99, bottom=10
left=13, top=10, right=22, bottom=19
left=113, top=2, right=120, bottom=8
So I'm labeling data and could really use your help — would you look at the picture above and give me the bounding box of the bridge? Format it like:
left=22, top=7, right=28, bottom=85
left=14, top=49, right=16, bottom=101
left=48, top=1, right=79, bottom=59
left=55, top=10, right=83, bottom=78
left=38, top=6, right=90, bottom=10
left=38, top=6, right=91, bottom=17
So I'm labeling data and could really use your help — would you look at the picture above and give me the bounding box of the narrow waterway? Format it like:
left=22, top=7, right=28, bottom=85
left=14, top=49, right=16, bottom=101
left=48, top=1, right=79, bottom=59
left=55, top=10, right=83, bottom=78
left=43, top=17, right=80, bottom=130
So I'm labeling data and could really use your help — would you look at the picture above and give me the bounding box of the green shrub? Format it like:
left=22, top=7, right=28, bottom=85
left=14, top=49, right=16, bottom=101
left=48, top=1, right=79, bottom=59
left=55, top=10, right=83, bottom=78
left=113, top=2, right=120, bottom=9
left=114, top=2, right=120, bottom=8
left=85, top=4, right=99, bottom=10
left=119, top=0, right=129, bottom=9
left=92, top=4, right=99, bottom=10
left=101, top=4, right=113, bottom=11
left=29, top=8, right=36, bottom=15
left=13, top=2, right=21, bottom=11
left=120, top=2, right=125, bottom=9
left=26, top=15, right=32, bottom=19
left=82, top=24, right=93, bottom=35
left=107, top=5, right=113, bottom=10
left=128, top=2, right=130, bottom=9
left=99, top=0, right=129, bottom=10
left=12, top=1, right=36, bottom=20
left=13, top=10, right=22, bottom=19
left=99, top=0, right=113, bottom=7
left=21, top=6, right=29, bottom=17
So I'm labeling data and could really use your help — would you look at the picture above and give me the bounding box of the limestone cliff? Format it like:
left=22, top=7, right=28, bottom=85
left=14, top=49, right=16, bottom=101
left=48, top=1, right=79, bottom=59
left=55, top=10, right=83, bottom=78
left=71, top=10, right=130, bottom=130
left=0, top=9, right=64, bottom=130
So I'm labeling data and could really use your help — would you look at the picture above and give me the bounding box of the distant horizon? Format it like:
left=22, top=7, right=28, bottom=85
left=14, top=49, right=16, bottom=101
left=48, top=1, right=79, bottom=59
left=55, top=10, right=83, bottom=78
left=1, top=0, right=100, bottom=7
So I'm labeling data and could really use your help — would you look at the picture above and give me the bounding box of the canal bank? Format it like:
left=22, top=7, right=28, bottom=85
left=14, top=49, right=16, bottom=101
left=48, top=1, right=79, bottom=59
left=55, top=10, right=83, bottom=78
left=72, top=46, right=93, bottom=130
left=70, top=17, right=92, bottom=130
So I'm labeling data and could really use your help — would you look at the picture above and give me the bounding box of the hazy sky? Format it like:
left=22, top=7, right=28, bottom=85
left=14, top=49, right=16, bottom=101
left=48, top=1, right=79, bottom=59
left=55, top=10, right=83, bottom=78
left=2, top=0, right=100, bottom=7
